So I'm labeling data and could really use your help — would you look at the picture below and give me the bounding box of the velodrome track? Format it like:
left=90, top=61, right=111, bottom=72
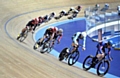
left=0, top=0, right=120, bottom=78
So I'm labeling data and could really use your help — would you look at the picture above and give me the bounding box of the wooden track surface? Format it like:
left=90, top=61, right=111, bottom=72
left=0, top=0, right=120, bottom=78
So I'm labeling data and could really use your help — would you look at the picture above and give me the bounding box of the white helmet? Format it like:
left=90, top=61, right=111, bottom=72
left=81, top=32, right=87, bottom=37
left=58, top=28, right=63, bottom=33
left=80, top=32, right=87, bottom=39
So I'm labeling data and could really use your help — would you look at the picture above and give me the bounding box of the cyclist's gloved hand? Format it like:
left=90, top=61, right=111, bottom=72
left=82, top=47, right=86, bottom=51
left=57, top=40, right=60, bottom=44
left=109, top=57, right=113, bottom=61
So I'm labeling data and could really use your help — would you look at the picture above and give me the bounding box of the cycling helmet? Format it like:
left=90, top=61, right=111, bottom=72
left=52, top=27, right=58, bottom=32
left=117, top=6, right=120, bottom=10
left=38, top=16, right=44, bottom=22
left=34, top=18, right=39, bottom=23
left=77, top=6, right=81, bottom=9
left=61, top=10, right=66, bottom=14
left=70, top=7, right=74, bottom=11
left=105, top=3, right=109, bottom=8
left=107, top=40, right=113, bottom=46
left=58, top=28, right=63, bottom=33
left=38, top=16, right=42, bottom=19
left=51, top=12, right=56, bottom=16
left=95, top=4, right=100, bottom=8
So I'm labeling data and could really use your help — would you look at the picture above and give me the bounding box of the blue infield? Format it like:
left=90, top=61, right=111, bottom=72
left=33, top=17, right=120, bottom=78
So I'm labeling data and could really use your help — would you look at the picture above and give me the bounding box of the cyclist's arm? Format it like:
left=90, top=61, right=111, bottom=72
left=73, top=33, right=79, bottom=45
left=97, top=42, right=104, bottom=54
left=82, top=35, right=86, bottom=49
left=57, top=34, right=63, bottom=43
left=33, top=24, right=37, bottom=31
left=107, top=48, right=112, bottom=61
left=50, top=32, right=55, bottom=41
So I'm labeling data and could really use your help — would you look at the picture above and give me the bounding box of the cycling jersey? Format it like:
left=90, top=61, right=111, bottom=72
left=26, top=20, right=35, bottom=27
left=72, top=32, right=86, bottom=48
left=53, top=31, right=63, bottom=42
left=97, top=41, right=111, bottom=54
left=44, top=28, right=54, bottom=36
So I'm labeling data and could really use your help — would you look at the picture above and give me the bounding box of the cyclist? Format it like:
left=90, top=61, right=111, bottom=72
left=67, top=5, right=82, bottom=19
left=17, top=17, right=40, bottom=39
left=92, top=40, right=113, bottom=64
left=38, top=26, right=58, bottom=46
left=50, top=28, right=63, bottom=47
left=43, top=12, right=56, bottom=22
left=32, top=16, right=45, bottom=32
left=70, top=32, right=87, bottom=53
left=54, top=10, right=67, bottom=19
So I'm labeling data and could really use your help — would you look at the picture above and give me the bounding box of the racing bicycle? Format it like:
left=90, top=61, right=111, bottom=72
left=17, top=29, right=29, bottom=42
left=59, top=45, right=81, bottom=66
left=82, top=49, right=112, bottom=77
left=33, top=37, right=54, bottom=53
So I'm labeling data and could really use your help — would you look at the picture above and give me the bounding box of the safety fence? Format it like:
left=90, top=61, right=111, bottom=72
left=85, top=4, right=120, bottom=50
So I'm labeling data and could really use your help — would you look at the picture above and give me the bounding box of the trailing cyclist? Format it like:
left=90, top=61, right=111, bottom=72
left=92, top=40, right=113, bottom=66
left=17, top=17, right=43, bottom=39
left=43, top=12, right=56, bottom=22
left=67, top=5, right=82, bottom=19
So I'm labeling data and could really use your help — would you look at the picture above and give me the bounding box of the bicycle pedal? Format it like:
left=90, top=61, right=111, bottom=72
left=91, top=64, right=95, bottom=68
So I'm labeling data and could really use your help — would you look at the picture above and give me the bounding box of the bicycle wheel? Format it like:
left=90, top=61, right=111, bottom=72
left=59, top=48, right=68, bottom=61
left=40, top=42, right=50, bottom=53
left=33, top=38, right=41, bottom=50
left=83, top=55, right=94, bottom=71
left=19, top=31, right=28, bottom=42
left=68, top=51, right=79, bottom=66
left=97, top=60, right=110, bottom=77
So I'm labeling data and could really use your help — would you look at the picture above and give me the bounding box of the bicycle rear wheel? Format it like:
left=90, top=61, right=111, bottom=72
left=68, top=51, right=79, bottom=66
left=97, top=60, right=110, bottom=77
left=59, top=48, right=68, bottom=61
left=18, top=31, right=28, bottom=42
left=83, top=55, right=94, bottom=71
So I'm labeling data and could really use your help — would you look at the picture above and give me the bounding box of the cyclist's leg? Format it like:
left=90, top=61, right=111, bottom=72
left=71, top=42, right=78, bottom=53
left=40, top=35, right=46, bottom=44
left=40, top=29, right=48, bottom=43
left=20, top=27, right=27, bottom=35
left=96, top=53, right=105, bottom=61
left=50, top=39, right=55, bottom=48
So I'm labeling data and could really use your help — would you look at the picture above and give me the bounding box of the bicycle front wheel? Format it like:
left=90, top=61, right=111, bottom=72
left=97, top=60, right=110, bottom=77
left=33, top=38, right=41, bottom=50
left=68, top=51, right=80, bottom=66
left=40, top=42, right=50, bottom=53
left=19, top=31, right=28, bottom=42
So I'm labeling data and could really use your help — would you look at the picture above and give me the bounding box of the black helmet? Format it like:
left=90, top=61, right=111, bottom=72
left=77, top=5, right=81, bottom=9
left=51, top=12, right=55, bottom=16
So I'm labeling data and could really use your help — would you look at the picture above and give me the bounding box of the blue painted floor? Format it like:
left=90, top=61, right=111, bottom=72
left=34, top=18, right=120, bottom=78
